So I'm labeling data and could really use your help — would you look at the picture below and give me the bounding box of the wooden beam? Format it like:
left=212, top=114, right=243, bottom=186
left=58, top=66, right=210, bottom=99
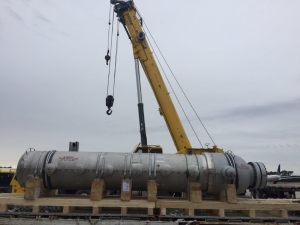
left=0, top=204, right=7, bottom=213
left=92, top=207, right=99, bottom=215
left=121, top=207, right=127, bottom=215
left=185, top=208, right=194, bottom=216
left=160, top=208, right=166, bottom=216
left=218, top=209, right=225, bottom=217
left=147, top=207, right=154, bottom=216
left=32, top=205, right=39, bottom=214
left=63, top=206, right=71, bottom=214
left=147, top=180, right=157, bottom=202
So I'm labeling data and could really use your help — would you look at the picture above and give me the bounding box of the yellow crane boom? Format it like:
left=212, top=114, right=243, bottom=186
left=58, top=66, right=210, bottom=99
left=112, top=0, right=223, bottom=154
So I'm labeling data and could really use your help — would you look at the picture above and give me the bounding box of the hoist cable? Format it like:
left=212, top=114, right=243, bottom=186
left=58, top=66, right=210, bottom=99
left=105, top=4, right=112, bottom=95
left=106, top=12, right=115, bottom=96
left=152, top=35, right=217, bottom=145
left=135, top=9, right=203, bottom=147
left=136, top=7, right=216, bottom=146
left=112, top=21, right=120, bottom=96
left=106, top=4, right=112, bottom=51
left=105, top=10, right=119, bottom=115
left=109, top=13, right=115, bottom=60
left=144, top=34, right=204, bottom=148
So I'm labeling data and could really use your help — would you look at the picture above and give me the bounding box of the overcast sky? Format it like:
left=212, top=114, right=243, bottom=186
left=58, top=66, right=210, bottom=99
left=0, top=0, right=299, bottom=173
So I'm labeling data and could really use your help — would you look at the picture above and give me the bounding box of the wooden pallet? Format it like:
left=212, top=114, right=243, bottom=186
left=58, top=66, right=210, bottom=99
left=156, top=198, right=300, bottom=218
left=0, top=194, right=154, bottom=216
left=1, top=193, right=300, bottom=220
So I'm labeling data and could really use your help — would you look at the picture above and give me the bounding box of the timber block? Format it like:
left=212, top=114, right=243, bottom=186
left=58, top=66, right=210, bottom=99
left=248, top=209, right=256, bottom=218
left=281, top=209, right=288, bottom=218
left=121, top=207, right=127, bottom=215
left=270, top=209, right=289, bottom=217
left=218, top=208, right=225, bottom=217
left=147, top=207, right=154, bottom=216
left=160, top=208, right=166, bottom=216
left=0, top=204, right=7, bottom=213
left=121, top=178, right=132, bottom=201
left=185, top=208, right=194, bottom=216
left=188, top=182, right=202, bottom=203
left=63, top=206, right=71, bottom=214
left=147, top=180, right=157, bottom=202
left=225, top=183, right=237, bottom=203
left=92, top=207, right=99, bottom=215
left=90, top=178, right=105, bottom=201
left=24, top=176, right=42, bottom=200
left=32, top=205, right=40, bottom=214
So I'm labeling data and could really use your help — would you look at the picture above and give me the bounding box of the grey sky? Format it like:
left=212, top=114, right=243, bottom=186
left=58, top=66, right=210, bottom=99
left=0, top=0, right=299, bottom=173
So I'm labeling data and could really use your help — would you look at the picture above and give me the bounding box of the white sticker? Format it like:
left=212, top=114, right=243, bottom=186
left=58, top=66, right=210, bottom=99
left=122, top=180, right=130, bottom=192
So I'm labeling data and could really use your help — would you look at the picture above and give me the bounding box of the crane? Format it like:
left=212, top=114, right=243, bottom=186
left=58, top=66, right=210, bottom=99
left=110, top=0, right=223, bottom=154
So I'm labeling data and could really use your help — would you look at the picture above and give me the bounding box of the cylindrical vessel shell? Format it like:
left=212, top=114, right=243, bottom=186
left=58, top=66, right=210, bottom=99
left=16, top=151, right=266, bottom=194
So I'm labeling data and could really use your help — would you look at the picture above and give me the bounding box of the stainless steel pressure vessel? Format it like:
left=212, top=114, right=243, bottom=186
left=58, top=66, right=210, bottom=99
left=16, top=151, right=267, bottom=194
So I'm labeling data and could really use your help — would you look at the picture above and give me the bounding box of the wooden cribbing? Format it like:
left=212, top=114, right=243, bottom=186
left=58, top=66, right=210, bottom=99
left=0, top=193, right=299, bottom=219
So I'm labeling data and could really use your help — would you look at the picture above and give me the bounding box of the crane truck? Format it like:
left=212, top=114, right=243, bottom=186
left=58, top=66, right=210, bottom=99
left=2, top=1, right=300, bottom=224
left=109, top=0, right=223, bottom=155
left=15, top=0, right=267, bottom=197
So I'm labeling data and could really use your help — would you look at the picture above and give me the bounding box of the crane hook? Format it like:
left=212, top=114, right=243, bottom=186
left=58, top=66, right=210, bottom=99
left=106, top=95, right=114, bottom=115
left=106, top=109, right=113, bottom=115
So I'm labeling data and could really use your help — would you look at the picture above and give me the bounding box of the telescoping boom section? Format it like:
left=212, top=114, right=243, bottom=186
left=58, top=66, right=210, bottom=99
left=111, top=0, right=222, bottom=154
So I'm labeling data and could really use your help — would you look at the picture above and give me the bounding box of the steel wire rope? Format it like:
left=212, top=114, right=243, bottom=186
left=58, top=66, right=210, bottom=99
left=106, top=8, right=115, bottom=96
left=143, top=30, right=204, bottom=148
left=105, top=3, right=112, bottom=94
left=134, top=8, right=203, bottom=147
left=112, top=21, right=120, bottom=96
left=135, top=7, right=216, bottom=146
left=106, top=3, right=112, bottom=51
